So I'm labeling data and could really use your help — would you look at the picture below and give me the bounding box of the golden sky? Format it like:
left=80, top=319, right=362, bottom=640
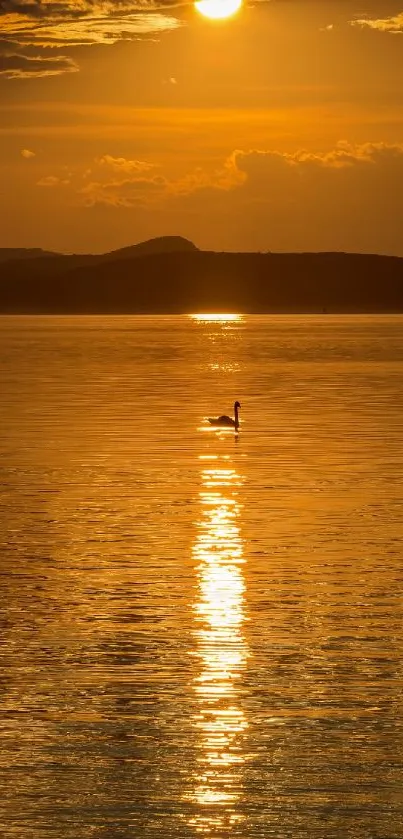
left=1, top=0, right=403, bottom=254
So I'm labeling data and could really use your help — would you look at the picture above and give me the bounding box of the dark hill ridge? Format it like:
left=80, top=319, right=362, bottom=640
left=0, top=246, right=402, bottom=313
left=0, top=236, right=199, bottom=298
left=99, top=236, right=198, bottom=262
left=0, top=236, right=197, bottom=267
left=0, top=248, right=58, bottom=263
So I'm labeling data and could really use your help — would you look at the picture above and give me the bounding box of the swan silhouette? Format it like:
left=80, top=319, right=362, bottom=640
left=208, top=401, right=241, bottom=431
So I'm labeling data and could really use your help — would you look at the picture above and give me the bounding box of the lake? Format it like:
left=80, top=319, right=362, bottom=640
left=1, top=314, right=402, bottom=839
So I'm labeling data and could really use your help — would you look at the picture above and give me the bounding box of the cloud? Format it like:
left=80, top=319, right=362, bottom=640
left=72, top=142, right=403, bottom=210
left=79, top=140, right=394, bottom=254
left=351, top=13, right=403, bottom=34
left=80, top=176, right=167, bottom=207
left=168, top=142, right=403, bottom=204
left=77, top=154, right=163, bottom=205
left=194, top=141, right=403, bottom=253
left=232, top=142, right=403, bottom=178
left=31, top=142, right=403, bottom=255
left=0, top=51, right=78, bottom=77
left=76, top=150, right=245, bottom=206
left=0, top=1, right=181, bottom=12
left=0, top=1, right=183, bottom=50
left=120, top=140, right=403, bottom=254
left=97, top=155, right=156, bottom=174
left=21, top=147, right=36, bottom=157
left=11, top=139, right=403, bottom=254
left=37, top=174, right=70, bottom=185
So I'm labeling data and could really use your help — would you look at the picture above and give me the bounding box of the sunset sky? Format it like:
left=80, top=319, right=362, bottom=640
left=1, top=0, right=403, bottom=254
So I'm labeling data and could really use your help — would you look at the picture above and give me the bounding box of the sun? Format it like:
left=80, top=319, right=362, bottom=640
left=195, top=0, right=242, bottom=20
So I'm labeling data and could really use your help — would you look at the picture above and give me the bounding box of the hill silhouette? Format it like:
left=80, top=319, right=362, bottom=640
left=0, top=248, right=57, bottom=263
left=0, top=238, right=402, bottom=313
left=99, top=236, right=198, bottom=262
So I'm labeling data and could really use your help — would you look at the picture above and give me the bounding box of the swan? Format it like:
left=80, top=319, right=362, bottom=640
left=208, top=401, right=241, bottom=431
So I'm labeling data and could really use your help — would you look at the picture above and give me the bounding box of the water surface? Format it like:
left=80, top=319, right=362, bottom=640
left=1, top=315, right=402, bottom=838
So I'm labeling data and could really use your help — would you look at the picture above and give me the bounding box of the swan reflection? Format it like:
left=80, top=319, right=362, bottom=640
left=188, top=458, right=248, bottom=834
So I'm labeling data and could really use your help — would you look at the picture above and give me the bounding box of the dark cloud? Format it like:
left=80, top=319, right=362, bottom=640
left=0, top=2, right=75, bottom=16
left=0, top=0, right=183, bottom=59
left=0, top=0, right=184, bottom=17
left=0, top=51, right=78, bottom=77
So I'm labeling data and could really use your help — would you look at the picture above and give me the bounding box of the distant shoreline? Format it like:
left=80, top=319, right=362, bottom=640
left=1, top=310, right=403, bottom=316
left=1, top=239, right=402, bottom=314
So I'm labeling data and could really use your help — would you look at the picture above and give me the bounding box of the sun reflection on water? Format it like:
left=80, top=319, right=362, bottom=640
left=190, top=314, right=243, bottom=323
left=187, top=458, right=249, bottom=834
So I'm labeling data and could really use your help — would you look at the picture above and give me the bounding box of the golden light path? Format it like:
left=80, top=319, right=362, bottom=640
left=195, top=0, right=242, bottom=20
left=190, top=314, right=242, bottom=323
left=187, top=455, right=249, bottom=834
